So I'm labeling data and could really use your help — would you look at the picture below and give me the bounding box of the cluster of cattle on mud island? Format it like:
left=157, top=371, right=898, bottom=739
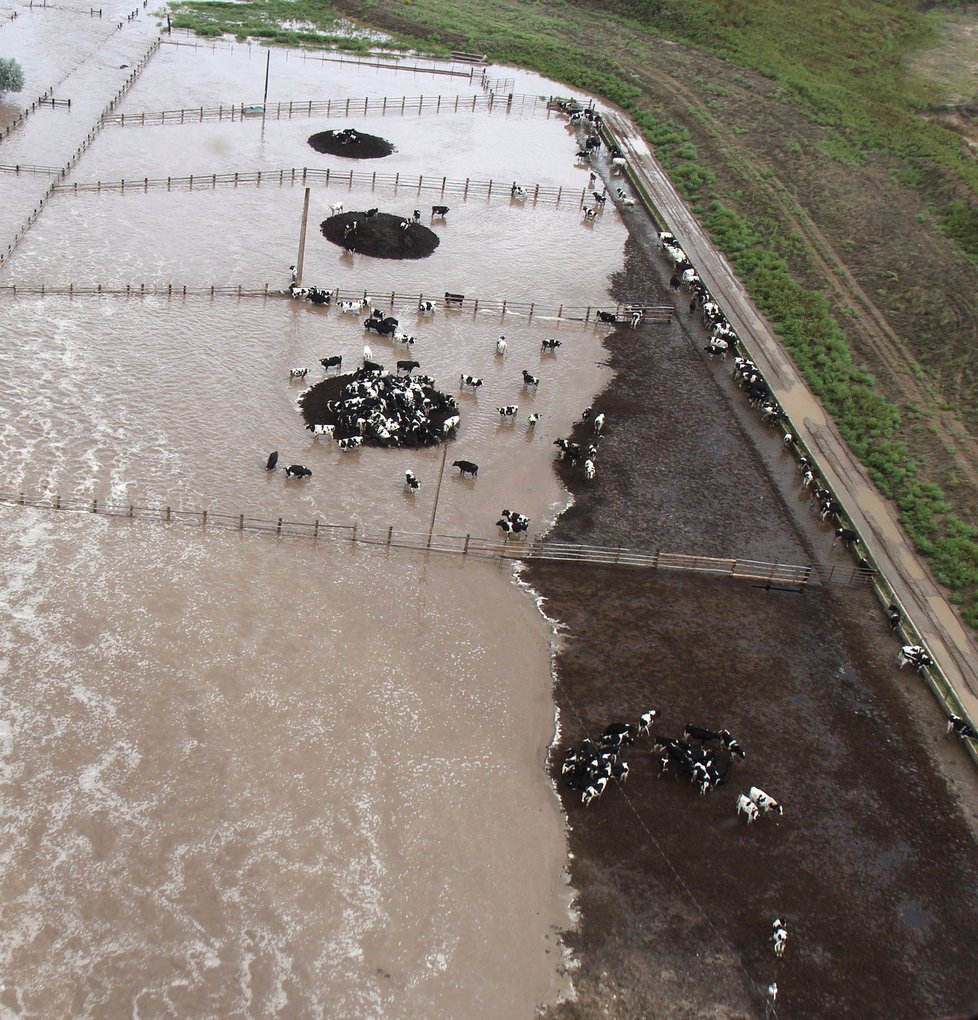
left=264, top=281, right=599, bottom=535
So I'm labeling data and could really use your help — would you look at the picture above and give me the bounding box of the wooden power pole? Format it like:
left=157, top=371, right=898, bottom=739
left=295, top=187, right=310, bottom=287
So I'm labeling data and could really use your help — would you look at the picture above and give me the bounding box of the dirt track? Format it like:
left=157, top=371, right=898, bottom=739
left=531, top=231, right=978, bottom=1020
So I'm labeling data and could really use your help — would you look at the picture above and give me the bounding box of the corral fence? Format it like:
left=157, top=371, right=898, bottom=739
left=0, top=489, right=873, bottom=591
left=0, top=283, right=672, bottom=323
left=160, top=34, right=491, bottom=83
left=49, top=165, right=602, bottom=210
left=100, top=91, right=563, bottom=129
left=0, top=38, right=160, bottom=269
left=0, top=88, right=71, bottom=143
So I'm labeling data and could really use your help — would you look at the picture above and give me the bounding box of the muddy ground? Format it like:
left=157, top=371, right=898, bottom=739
left=307, top=128, right=394, bottom=159
left=530, top=230, right=978, bottom=1019
left=321, top=211, right=439, bottom=259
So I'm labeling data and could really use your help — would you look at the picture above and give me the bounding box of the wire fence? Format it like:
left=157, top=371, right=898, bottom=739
left=0, top=282, right=672, bottom=323
left=0, top=489, right=873, bottom=590
left=100, top=90, right=561, bottom=129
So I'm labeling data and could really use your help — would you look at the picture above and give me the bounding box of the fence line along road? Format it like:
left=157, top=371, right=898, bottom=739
left=159, top=34, right=491, bottom=83
left=0, top=283, right=672, bottom=323
left=600, top=112, right=978, bottom=750
left=50, top=165, right=600, bottom=209
left=0, top=489, right=873, bottom=591
left=100, top=91, right=561, bottom=129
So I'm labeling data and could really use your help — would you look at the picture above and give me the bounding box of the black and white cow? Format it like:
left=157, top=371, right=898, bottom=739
left=289, top=368, right=309, bottom=380
left=320, top=355, right=343, bottom=372
left=306, top=423, right=334, bottom=439
left=459, top=374, right=483, bottom=389
left=497, top=405, right=519, bottom=419
left=897, top=645, right=934, bottom=672
left=736, top=793, right=760, bottom=824
left=522, top=369, right=540, bottom=388
left=947, top=714, right=978, bottom=741
left=284, top=464, right=312, bottom=478
left=834, top=527, right=859, bottom=548
left=748, top=786, right=783, bottom=818
left=541, top=338, right=562, bottom=351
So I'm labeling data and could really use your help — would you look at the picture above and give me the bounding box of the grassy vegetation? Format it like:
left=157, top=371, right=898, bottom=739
left=161, top=0, right=978, bottom=626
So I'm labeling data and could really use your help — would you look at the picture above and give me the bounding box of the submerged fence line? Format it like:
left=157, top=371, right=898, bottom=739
left=49, top=165, right=598, bottom=208
left=0, top=38, right=161, bottom=270
left=0, top=283, right=672, bottom=323
left=0, top=489, right=872, bottom=589
left=101, top=90, right=559, bottom=129
left=160, top=33, right=489, bottom=82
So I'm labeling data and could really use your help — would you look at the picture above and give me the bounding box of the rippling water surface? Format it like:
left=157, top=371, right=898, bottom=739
left=0, top=18, right=630, bottom=1018
left=0, top=514, right=569, bottom=1018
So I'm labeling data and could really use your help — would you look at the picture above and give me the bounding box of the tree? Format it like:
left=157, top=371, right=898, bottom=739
left=0, top=57, right=24, bottom=96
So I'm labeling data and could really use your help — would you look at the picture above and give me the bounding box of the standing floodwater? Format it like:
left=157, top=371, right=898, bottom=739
left=0, top=13, right=632, bottom=1019
left=0, top=514, right=569, bottom=1017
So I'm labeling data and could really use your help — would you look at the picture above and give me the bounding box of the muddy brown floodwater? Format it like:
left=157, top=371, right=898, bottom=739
left=531, top=235, right=978, bottom=1020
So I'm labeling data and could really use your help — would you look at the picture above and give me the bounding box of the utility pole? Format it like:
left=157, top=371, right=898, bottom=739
left=295, top=187, right=310, bottom=288
left=426, top=442, right=450, bottom=548
left=262, top=50, right=270, bottom=108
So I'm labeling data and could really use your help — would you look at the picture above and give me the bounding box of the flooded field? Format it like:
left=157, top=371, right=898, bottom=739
left=0, top=512, right=570, bottom=1018
left=0, top=13, right=646, bottom=1017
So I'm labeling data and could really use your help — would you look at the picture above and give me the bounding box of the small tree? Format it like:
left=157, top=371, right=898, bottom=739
left=0, top=57, right=25, bottom=97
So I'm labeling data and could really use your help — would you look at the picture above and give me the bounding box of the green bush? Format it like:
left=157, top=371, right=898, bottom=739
left=0, top=56, right=24, bottom=95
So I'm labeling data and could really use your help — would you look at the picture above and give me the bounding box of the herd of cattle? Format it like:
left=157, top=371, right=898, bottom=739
left=268, top=285, right=583, bottom=532
left=651, top=224, right=976, bottom=742
left=559, top=709, right=784, bottom=826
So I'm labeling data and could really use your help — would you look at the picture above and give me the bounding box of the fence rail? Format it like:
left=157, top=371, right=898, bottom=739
left=0, top=162, right=63, bottom=176
left=50, top=165, right=599, bottom=209
left=160, top=34, right=488, bottom=83
left=101, top=91, right=557, bottom=129
left=0, top=38, right=159, bottom=270
left=0, top=489, right=874, bottom=589
left=0, top=282, right=671, bottom=323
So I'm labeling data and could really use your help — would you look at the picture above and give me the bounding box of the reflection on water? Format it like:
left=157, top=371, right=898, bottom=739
left=0, top=21, right=621, bottom=1018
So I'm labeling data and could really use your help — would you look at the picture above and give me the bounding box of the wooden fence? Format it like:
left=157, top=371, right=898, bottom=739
left=0, top=162, right=63, bottom=176
left=159, top=34, right=490, bottom=83
left=101, top=90, right=559, bottom=129
left=50, top=165, right=597, bottom=209
left=0, top=283, right=672, bottom=323
left=0, top=489, right=872, bottom=590
left=0, top=38, right=160, bottom=269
